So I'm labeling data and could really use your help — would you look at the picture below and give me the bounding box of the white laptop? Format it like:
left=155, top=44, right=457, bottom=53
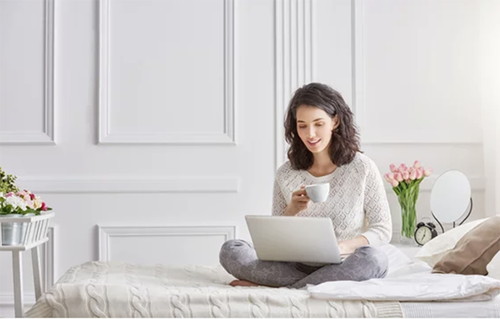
left=245, top=215, right=343, bottom=264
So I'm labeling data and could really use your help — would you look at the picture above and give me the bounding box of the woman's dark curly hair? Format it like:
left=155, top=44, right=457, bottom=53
left=284, top=83, right=362, bottom=170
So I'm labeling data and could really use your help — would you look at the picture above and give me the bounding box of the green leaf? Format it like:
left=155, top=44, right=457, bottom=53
left=0, top=167, right=19, bottom=193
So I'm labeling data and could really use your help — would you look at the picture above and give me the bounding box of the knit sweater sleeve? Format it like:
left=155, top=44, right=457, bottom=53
left=272, top=172, right=288, bottom=216
left=360, top=159, right=393, bottom=246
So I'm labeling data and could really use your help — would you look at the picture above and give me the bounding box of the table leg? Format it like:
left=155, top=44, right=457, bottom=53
left=32, top=246, right=42, bottom=300
left=12, top=250, right=23, bottom=318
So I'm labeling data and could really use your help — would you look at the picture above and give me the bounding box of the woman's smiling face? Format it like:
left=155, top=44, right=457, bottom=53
left=296, top=105, right=337, bottom=154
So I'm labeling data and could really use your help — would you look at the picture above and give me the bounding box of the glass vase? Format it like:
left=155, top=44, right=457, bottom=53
left=398, top=183, right=420, bottom=240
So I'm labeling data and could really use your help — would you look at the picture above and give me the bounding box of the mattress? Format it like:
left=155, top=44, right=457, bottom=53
left=26, top=261, right=402, bottom=318
left=401, top=295, right=500, bottom=318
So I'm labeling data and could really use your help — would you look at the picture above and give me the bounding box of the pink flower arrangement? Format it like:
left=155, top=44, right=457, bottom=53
left=384, top=160, right=433, bottom=239
left=384, top=160, right=433, bottom=190
left=0, top=189, right=52, bottom=216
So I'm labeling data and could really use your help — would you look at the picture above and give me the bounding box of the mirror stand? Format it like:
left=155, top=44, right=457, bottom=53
left=431, top=197, right=474, bottom=234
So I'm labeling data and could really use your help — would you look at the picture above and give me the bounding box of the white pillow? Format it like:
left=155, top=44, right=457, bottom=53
left=414, top=217, right=489, bottom=267
left=487, top=251, right=500, bottom=280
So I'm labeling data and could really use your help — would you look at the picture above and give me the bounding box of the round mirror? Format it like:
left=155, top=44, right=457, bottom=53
left=430, top=170, right=471, bottom=224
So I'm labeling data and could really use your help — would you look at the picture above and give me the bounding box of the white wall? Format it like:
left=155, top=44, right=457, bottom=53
left=0, top=0, right=492, bottom=316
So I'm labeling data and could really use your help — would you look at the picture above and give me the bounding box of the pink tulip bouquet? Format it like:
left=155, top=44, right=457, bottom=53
left=384, top=161, right=433, bottom=239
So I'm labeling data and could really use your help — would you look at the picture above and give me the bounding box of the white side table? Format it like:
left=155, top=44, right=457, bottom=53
left=0, top=212, right=54, bottom=318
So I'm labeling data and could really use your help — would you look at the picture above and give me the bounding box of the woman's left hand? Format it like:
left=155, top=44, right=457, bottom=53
left=338, top=236, right=369, bottom=255
left=338, top=241, right=349, bottom=255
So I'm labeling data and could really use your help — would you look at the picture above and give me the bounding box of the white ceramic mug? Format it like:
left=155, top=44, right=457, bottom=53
left=305, top=183, right=330, bottom=203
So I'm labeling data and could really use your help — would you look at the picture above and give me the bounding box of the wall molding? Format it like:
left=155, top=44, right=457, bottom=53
left=16, top=177, right=240, bottom=193
left=20, top=175, right=484, bottom=194
left=275, top=0, right=313, bottom=169
left=352, top=0, right=481, bottom=145
left=0, top=0, right=55, bottom=145
left=98, top=225, right=236, bottom=261
left=352, top=0, right=365, bottom=135
left=98, top=0, right=235, bottom=145
left=0, top=226, right=55, bottom=310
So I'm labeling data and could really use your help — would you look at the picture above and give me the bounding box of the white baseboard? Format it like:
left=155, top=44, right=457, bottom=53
left=0, top=293, right=35, bottom=318
left=0, top=292, right=36, bottom=305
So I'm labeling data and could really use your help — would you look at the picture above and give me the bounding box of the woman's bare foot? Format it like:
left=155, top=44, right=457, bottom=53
left=229, top=279, right=260, bottom=287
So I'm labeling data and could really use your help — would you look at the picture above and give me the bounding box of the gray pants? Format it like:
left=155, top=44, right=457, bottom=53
left=219, top=239, right=388, bottom=289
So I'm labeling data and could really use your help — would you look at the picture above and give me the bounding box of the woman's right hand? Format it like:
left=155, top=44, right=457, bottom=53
left=284, top=185, right=310, bottom=216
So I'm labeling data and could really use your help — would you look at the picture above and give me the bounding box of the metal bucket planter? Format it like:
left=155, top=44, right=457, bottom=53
left=1, top=214, right=25, bottom=246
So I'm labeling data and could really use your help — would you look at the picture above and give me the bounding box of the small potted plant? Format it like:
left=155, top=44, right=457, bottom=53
left=0, top=167, right=52, bottom=245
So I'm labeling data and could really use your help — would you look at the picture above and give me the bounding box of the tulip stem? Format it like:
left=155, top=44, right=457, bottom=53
left=398, top=182, right=420, bottom=239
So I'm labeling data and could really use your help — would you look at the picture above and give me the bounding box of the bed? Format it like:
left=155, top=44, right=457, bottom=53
left=25, top=259, right=500, bottom=318
left=25, top=241, right=500, bottom=318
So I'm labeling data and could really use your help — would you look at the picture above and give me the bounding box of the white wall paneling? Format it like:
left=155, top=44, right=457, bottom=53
left=0, top=0, right=55, bottom=144
left=353, top=0, right=482, bottom=145
left=98, top=0, right=235, bottom=145
left=98, top=225, right=236, bottom=265
left=1, top=1, right=277, bottom=315
left=17, top=176, right=240, bottom=193
left=275, top=0, right=313, bottom=169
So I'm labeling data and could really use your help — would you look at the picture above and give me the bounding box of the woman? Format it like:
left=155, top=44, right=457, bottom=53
left=219, top=83, right=392, bottom=289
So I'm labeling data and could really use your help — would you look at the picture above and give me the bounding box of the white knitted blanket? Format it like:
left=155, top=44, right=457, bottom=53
left=26, top=261, right=402, bottom=318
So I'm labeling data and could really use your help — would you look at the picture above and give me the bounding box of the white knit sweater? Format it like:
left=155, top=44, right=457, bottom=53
left=272, top=152, right=392, bottom=247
